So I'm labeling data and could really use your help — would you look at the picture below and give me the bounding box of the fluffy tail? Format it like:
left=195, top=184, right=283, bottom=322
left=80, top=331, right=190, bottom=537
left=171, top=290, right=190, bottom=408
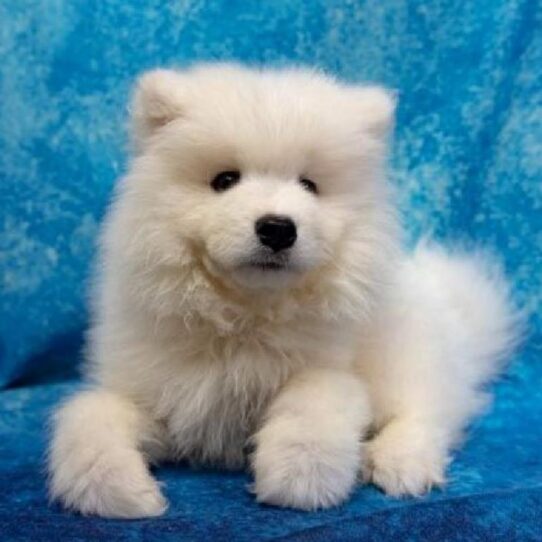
left=412, top=242, right=525, bottom=384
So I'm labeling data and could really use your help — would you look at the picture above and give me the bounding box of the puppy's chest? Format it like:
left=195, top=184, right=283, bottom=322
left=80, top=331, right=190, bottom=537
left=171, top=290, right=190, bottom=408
left=155, top=330, right=306, bottom=465
left=154, top=315, right=344, bottom=466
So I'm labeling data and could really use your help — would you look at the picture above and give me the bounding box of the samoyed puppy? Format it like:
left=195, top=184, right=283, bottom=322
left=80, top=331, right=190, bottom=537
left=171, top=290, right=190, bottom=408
left=48, top=64, right=520, bottom=517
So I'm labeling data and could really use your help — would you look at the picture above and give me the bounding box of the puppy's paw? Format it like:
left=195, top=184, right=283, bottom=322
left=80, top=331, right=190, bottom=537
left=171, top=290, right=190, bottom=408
left=50, top=447, right=168, bottom=518
left=252, top=418, right=360, bottom=510
left=366, top=420, right=448, bottom=497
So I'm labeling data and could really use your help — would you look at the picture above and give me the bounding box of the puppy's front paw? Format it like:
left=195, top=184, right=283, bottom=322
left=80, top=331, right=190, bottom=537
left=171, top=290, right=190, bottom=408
left=50, top=447, right=168, bottom=518
left=366, top=420, right=448, bottom=497
left=252, top=419, right=361, bottom=510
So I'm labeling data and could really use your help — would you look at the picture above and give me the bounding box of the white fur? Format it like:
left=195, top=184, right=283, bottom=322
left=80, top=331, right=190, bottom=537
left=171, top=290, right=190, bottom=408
left=48, top=64, right=521, bottom=517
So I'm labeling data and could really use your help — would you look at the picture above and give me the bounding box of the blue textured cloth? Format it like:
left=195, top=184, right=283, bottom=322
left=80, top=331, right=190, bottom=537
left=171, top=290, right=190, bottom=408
left=1, top=349, right=541, bottom=541
left=0, top=0, right=541, bottom=540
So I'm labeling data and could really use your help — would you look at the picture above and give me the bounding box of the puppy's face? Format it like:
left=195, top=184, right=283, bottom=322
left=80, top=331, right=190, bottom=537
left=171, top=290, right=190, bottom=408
left=128, top=65, right=394, bottom=291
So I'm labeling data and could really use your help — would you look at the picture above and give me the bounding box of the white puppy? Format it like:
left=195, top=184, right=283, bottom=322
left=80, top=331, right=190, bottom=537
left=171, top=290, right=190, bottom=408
left=48, top=64, right=520, bottom=517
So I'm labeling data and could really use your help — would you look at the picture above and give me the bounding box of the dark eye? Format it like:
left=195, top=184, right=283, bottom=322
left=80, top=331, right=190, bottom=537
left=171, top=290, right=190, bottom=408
left=299, top=177, right=318, bottom=194
left=211, top=170, right=241, bottom=192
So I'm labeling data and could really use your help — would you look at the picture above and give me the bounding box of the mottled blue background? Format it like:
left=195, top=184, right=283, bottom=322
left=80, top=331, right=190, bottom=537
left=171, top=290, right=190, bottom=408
left=0, top=1, right=541, bottom=540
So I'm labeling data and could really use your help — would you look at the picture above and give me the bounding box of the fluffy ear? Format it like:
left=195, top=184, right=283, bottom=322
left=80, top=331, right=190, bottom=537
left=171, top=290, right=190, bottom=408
left=131, top=69, right=185, bottom=148
left=349, top=86, right=397, bottom=138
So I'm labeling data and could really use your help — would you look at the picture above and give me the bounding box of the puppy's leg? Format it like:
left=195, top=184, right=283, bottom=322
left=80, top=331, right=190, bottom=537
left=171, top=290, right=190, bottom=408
left=366, top=416, right=451, bottom=497
left=252, top=368, right=371, bottom=510
left=48, top=389, right=168, bottom=518
left=365, top=246, right=520, bottom=497
left=364, top=337, right=469, bottom=497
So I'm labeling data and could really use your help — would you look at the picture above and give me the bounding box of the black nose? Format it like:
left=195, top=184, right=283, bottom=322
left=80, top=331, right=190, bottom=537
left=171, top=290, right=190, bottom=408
left=255, top=215, right=297, bottom=252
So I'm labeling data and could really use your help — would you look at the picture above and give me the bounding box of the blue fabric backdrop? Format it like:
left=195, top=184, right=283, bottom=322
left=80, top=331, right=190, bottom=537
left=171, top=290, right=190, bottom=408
left=0, top=0, right=540, bottom=540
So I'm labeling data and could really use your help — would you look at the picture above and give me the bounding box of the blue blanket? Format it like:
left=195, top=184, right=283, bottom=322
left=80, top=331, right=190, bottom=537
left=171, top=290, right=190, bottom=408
left=1, top=0, right=541, bottom=540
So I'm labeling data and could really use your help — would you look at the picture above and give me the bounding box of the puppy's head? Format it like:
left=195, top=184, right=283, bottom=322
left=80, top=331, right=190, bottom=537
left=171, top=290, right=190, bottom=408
left=126, top=64, right=395, bottom=293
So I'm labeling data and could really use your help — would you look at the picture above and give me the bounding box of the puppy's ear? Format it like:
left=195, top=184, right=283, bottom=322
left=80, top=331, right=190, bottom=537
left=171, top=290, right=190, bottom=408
left=349, top=86, right=397, bottom=139
left=131, top=69, right=185, bottom=149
